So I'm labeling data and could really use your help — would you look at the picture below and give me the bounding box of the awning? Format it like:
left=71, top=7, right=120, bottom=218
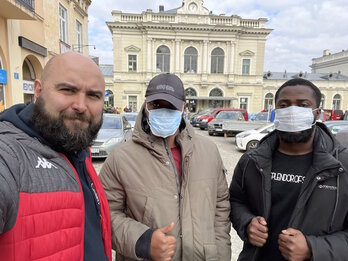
left=186, top=96, right=238, bottom=101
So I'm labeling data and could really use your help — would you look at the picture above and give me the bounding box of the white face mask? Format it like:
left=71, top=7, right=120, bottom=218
left=274, top=106, right=317, bottom=132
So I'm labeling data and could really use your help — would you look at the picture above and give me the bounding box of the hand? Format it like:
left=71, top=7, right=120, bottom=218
left=150, top=222, right=176, bottom=261
left=278, top=228, right=311, bottom=261
left=247, top=216, right=268, bottom=247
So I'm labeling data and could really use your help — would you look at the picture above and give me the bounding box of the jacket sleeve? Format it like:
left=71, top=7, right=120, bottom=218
left=306, top=228, right=348, bottom=261
left=229, top=154, right=255, bottom=242
left=0, top=146, right=20, bottom=234
left=215, top=152, right=232, bottom=261
left=99, top=154, right=149, bottom=260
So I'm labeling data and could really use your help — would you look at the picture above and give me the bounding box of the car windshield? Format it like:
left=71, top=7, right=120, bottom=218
left=216, top=111, right=240, bottom=120
left=124, top=114, right=137, bottom=121
left=102, top=116, right=122, bottom=129
left=255, top=112, right=269, bottom=121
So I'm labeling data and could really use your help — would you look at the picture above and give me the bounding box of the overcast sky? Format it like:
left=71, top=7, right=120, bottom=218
left=88, top=0, right=348, bottom=73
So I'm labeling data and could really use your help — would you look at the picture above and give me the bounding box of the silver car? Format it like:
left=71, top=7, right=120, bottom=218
left=208, top=111, right=245, bottom=136
left=122, top=112, right=138, bottom=130
left=91, top=114, right=132, bottom=158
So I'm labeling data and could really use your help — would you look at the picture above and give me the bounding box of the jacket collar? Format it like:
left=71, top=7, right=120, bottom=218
left=248, top=122, right=343, bottom=175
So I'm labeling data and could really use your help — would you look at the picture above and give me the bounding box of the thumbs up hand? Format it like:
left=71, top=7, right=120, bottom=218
left=150, top=222, right=177, bottom=261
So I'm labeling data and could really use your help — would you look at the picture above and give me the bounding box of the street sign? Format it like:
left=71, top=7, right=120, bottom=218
left=0, top=70, right=7, bottom=84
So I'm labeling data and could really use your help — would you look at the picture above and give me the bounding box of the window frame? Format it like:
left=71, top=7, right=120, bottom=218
left=242, top=58, right=250, bottom=75
left=59, top=4, right=68, bottom=43
left=184, top=47, right=198, bottom=73
left=211, top=47, right=225, bottom=74
left=156, top=45, right=170, bottom=73
left=76, top=20, right=83, bottom=53
left=128, top=54, right=137, bottom=72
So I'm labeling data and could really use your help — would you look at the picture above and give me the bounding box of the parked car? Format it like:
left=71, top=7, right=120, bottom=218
left=343, top=110, right=348, bottom=121
left=318, top=110, right=330, bottom=122
left=122, top=112, right=138, bottom=130
left=253, top=110, right=275, bottom=122
left=190, top=108, right=215, bottom=127
left=336, top=128, right=348, bottom=148
left=198, top=108, right=248, bottom=130
left=235, top=123, right=275, bottom=151
left=324, top=120, right=348, bottom=135
left=91, top=114, right=132, bottom=158
left=207, top=111, right=245, bottom=136
left=323, top=109, right=344, bottom=120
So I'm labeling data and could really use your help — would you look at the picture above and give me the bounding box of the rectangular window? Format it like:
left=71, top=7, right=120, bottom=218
left=128, top=55, right=137, bottom=72
left=76, top=20, right=83, bottom=53
left=59, top=4, right=68, bottom=43
left=242, top=59, right=250, bottom=75
left=240, top=97, right=248, bottom=110
left=128, top=96, right=137, bottom=112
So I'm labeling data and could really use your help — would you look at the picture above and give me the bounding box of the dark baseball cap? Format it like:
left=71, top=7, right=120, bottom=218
left=145, top=73, right=185, bottom=110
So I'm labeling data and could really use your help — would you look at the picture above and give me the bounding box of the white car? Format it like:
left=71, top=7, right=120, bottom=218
left=235, top=123, right=275, bottom=151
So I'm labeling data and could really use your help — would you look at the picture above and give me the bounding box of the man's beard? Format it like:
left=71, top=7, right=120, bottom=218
left=32, top=96, right=102, bottom=153
left=276, top=127, right=314, bottom=144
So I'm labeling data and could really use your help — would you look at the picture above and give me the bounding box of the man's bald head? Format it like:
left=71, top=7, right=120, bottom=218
left=41, top=52, right=103, bottom=86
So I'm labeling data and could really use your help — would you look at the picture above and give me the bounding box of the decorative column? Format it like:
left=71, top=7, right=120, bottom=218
left=229, top=41, right=235, bottom=74
left=202, top=40, right=208, bottom=74
left=175, top=39, right=181, bottom=73
left=147, top=38, right=152, bottom=73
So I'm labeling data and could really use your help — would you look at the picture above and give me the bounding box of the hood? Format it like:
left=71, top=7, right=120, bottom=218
left=248, top=122, right=342, bottom=171
left=132, top=103, right=194, bottom=160
left=0, top=103, right=51, bottom=147
left=95, top=128, right=123, bottom=142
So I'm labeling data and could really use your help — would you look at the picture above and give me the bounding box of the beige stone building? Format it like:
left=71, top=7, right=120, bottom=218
left=0, top=0, right=91, bottom=112
left=311, top=49, right=348, bottom=77
left=263, top=71, right=348, bottom=112
left=107, top=0, right=272, bottom=113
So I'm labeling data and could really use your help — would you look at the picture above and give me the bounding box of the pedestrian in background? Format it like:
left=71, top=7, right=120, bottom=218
left=100, top=73, right=231, bottom=261
left=230, top=78, right=348, bottom=261
left=0, top=52, right=111, bottom=261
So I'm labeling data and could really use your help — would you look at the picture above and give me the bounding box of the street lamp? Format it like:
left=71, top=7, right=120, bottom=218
left=72, top=44, right=96, bottom=52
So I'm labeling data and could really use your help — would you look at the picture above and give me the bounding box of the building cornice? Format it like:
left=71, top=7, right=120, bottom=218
left=107, top=22, right=272, bottom=36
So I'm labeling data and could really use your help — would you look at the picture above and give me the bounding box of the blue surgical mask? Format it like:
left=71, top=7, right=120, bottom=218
left=146, top=105, right=183, bottom=138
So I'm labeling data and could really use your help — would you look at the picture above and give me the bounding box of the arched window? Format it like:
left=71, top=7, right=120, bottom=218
left=333, top=94, right=341, bottom=110
left=211, top=47, right=224, bottom=74
left=184, top=47, right=198, bottom=73
left=264, top=93, right=273, bottom=111
left=105, top=89, right=114, bottom=108
left=185, top=88, right=197, bottom=97
left=320, top=94, right=325, bottom=109
left=185, top=88, right=197, bottom=113
left=22, top=58, right=36, bottom=81
left=156, top=45, right=170, bottom=73
left=209, top=88, right=223, bottom=108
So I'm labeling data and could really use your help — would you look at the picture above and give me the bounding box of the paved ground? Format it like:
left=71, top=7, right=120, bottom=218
left=92, top=127, right=244, bottom=260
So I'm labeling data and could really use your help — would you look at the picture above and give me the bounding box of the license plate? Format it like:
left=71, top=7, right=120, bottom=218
left=91, top=148, right=99, bottom=153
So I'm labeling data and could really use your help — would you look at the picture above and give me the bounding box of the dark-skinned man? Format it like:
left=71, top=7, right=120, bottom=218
left=230, top=78, right=348, bottom=261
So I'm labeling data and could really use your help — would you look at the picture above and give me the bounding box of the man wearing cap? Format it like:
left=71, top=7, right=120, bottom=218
left=99, top=73, right=231, bottom=261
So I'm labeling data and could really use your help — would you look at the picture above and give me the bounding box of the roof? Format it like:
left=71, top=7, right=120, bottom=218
left=99, top=64, right=113, bottom=77
left=263, top=71, right=348, bottom=81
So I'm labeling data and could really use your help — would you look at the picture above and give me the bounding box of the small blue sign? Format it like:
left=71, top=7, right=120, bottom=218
left=0, top=70, right=7, bottom=84
left=105, top=91, right=109, bottom=97
left=14, top=72, right=19, bottom=80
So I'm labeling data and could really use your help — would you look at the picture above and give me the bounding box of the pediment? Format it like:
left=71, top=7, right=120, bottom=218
left=124, top=45, right=141, bottom=52
left=239, top=50, right=255, bottom=57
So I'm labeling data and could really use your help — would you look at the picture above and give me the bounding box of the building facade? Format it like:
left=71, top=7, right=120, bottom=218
left=0, top=0, right=91, bottom=112
left=263, top=71, right=348, bottom=112
left=311, top=49, right=348, bottom=76
left=107, top=0, right=272, bottom=113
